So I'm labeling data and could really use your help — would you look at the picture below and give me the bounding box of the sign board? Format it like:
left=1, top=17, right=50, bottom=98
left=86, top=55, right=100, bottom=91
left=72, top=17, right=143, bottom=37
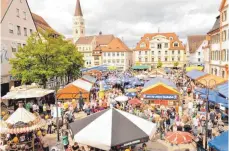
left=143, top=94, right=177, bottom=100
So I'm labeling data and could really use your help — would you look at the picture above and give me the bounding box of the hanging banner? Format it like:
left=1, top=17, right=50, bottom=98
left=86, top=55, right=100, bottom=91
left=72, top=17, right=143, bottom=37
left=143, top=94, right=177, bottom=100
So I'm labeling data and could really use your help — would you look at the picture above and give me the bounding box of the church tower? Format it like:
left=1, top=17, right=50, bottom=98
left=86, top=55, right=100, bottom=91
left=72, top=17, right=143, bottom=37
left=73, top=0, right=85, bottom=43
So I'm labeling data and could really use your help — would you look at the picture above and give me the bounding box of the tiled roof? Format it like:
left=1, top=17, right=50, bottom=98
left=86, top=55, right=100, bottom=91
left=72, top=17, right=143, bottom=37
left=1, top=0, right=13, bottom=22
left=76, top=36, right=94, bottom=44
left=135, top=32, right=185, bottom=51
left=101, top=38, right=130, bottom=52
left=187, top=35, right=206, bottom=53
left=96, top=35, right=115, bottom=45
left=74, top=0, right=83, bottom=16
left=32, top=13, right=60, bottom=35
left=208, top=16, right=220, bottom=34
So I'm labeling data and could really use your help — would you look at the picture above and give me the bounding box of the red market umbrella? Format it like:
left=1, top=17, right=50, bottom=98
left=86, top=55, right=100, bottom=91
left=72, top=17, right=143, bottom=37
left=165, top=131, right=193, bottom=144
left=128, top=98, right=142, bottom=105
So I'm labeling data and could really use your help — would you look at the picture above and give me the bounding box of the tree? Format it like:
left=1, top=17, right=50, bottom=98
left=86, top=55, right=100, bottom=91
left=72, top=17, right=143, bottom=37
left=157, top=61, right=163, bottom=68
left=174, top=61, right=179, bottom=67
left=10, top=30, right=84, bottom=88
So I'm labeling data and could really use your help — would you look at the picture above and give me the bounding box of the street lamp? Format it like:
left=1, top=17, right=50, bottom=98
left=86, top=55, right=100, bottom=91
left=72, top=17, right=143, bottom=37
left=198, top=79, right=216, bottom=150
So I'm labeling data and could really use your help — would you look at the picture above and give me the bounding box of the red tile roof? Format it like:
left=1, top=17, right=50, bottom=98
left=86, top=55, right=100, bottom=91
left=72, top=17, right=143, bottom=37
left=101, top=38, right=130, bottom=52
left=135, top=32, right=185, bottom=51
left=1, top=0, right=12, bottom=22
left=32, top=13, right=60, bottom=35
left=187, top=35, right=206, bottom=53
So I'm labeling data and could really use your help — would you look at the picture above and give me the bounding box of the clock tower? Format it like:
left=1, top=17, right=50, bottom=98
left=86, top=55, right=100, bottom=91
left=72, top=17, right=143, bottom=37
left=73, top=0, right=85, bottom=43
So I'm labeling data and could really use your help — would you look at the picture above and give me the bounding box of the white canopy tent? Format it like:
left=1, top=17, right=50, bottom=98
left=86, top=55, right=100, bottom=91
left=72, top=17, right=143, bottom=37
left=69, top=108, right=156, bottom=150
left=114, top=95, right=129, bottom=102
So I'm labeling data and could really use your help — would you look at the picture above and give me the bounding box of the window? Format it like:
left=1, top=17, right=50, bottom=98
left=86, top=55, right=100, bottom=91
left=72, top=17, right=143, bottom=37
left=198, top=52, right=201, bottom=55
left=152, top=51, right=154, bottom=55
left=30, top=29, right=33, bottom=35
left=145, top=58, right=148, bottom=62
left=108, top=52, right=110, bottom=56
left=145, top=51, right=147, bottom=55
left=117, top=59, right=120, bottom=63
left=81, top=22, right=83, bottom=25
left=198, top=58, right=201, bottom=62
left=164, top=43, right=168, bottom=48
left=172, top=57, right=174, bottom=61
left=158, top=51, right=161, bottom=55
left=178, top=50, right=180, bottom=54
left=103, top=53, right=106, bottom=56
left=103, top=60, right=106, bottom=63
left=20, top=0, right=22, bottom=3
left=23, top=11, right=26, bottom=20
left=121, top=52, right=124, bottom=56
left=9, top=23, right=14, bottom=33
left=140, top=43, right=146, bottom=48
left=151, top=43, right=155, bottom=48
left=139, top=51, right=141, bottom=55
left=172, top=51, right=174, bottom=55
left=215, top=69, right=217, bottom=75
left=11, top=42, right=17, bottom=52
left=112, top=52, right=115, bottom=57
left=165, top=57, right=168, bottom=61
left=169, top=37, right=173, bottom=40
left=81, top=30, right=83, bottom=34
left=17, top=43, right=21, bottom=51
left=222, top=49, right=226, bottom=61
left=165, top=51, right=168, bottom=55
left=108, top=60, right=111, bottom=63
left=157, top=43, right=162, bottom=49
left=139, top=58, right=141, bottom=62
left=117, top=52, right=119, bottom=56
left=17, top=26, right=21, bottom=35
left=178, top=57, right=180, bottom=61
left=223, top=30, right=227, bottom=41
left=158, top=57, right=161, bottom=61
left=16, top=9, right=20, bottom=17
left=152, top=57, right=154, bottom=62
left=222, top=71, right=225, bottom=78
left=121, top=59, right=124, bottom=63
left=24, top=27, right=27, bottom=36
left=173, top=42, right=178, bottom=47
left=112, top=59, right=115, bottom=63
left=76, top=30, right=78, bottom=34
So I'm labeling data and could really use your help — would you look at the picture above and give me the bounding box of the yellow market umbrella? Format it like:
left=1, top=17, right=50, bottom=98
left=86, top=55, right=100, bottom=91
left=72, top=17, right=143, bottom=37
left=126, top=88, right=137, bottom=93
left=108, top=66, right=117, bottom=70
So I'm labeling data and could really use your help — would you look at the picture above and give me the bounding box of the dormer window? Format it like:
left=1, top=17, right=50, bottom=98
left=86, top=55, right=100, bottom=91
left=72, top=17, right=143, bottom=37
left=173, top=42, right=179, bottom=47
left=140, top=43, right=146, bottom=48
left=169, top=37, right=173, bottom=40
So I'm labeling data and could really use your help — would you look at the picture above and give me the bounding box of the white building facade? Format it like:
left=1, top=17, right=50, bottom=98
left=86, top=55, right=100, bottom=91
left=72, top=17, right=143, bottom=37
left=186, top=35, right=208, bottom=66
left=1, top=0, right=37, bottom=95
left=133, top=33, right=186, bottom=68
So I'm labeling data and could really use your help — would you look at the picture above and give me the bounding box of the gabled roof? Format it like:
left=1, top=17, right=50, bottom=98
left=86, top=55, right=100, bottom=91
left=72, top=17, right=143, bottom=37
left=101, top=38, right=130, bottom=52
left=1, top=0, right=13, bottom=22
left=135, top=33, right=185, bottom=51
left=76, top=36, right=94, bottom=45
left=219, top=0, right=227, bottom=11
left=208, top=16, right=220, bottom=34
left=187, top=35, right=206, bottom=53
left=74, top=0, right=83, bottom=16
left=82, top=75, right=97, bottom=83
left=96, top=35, right=115, bottom=45
left=72, top=79, right=92, bottom=92
left=32, top=13, right=60, bottom=35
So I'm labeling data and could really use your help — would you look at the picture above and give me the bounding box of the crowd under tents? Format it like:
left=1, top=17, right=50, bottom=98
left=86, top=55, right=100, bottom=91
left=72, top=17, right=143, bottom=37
left=57, top=79, right=92, bottom=100
left=186, top=70, right=208, bottom=80
left=208, top=131, right=228, bottom=151
left=69, top=108, right=156, bottom=151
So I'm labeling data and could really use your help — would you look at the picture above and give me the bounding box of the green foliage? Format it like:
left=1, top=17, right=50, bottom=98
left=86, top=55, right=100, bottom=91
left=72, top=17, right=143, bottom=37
left=157, top=61, right=163, bottom=68
left=174, top=61, right=179, bottom=67
left=10, top=30, right=84, bottom=87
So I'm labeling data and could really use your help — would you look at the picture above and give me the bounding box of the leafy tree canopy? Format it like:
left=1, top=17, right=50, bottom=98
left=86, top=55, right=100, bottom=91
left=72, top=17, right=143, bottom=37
left=10, top=30, right=84, bottom=87
left=157, top=61, right=163, bottom=68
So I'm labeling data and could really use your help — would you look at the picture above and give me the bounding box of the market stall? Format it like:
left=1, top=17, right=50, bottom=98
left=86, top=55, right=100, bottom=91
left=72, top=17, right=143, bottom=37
left=69, top=108, right=156, bottom=150
left=141, top=77, right=180, bottom=106
left=57, top=79, right=92, bottom=100
left=186, top=69, right=208, bottom=80
left=81, top=75, right=97, bottom=84
left=197, top=74, right=227, bottom=88
left=208, top=131, right=228, bottom=151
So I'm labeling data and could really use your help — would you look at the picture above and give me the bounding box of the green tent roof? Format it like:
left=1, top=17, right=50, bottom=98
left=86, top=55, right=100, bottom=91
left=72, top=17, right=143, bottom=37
left=132, top=65, right=150, bottom=70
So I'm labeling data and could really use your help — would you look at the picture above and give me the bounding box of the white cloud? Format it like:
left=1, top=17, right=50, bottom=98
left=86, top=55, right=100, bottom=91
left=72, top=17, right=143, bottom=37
left=28, top=0, right=221, bottom=46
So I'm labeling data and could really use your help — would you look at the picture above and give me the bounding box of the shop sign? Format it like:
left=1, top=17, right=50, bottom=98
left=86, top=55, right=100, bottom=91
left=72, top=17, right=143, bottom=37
left=143, top=94, right=177, bottom=100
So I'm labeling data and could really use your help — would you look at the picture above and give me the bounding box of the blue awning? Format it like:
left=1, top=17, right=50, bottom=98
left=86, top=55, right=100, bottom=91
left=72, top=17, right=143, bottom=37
left=208, top=131, right=228, bottom=151
left=186, top=69, right=207, bottom=80
left=82, top=75, right=97, bottom=83
left=144, top=77, right=176, bottom=89
left=195, top=88, right=228, bottom=105
left=80, top=65, right=108, bottom=72
left=216, top=82, right=228, bottom=98
left=125, top=92, right=137, bottom=97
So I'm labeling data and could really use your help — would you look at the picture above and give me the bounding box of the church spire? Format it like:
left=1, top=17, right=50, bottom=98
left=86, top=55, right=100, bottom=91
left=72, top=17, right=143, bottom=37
left=74, top=0, right=83, bottom=16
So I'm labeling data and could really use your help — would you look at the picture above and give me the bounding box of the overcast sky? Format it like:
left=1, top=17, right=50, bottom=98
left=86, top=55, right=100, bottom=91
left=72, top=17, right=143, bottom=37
left=28, top=0, right=221, bottom=47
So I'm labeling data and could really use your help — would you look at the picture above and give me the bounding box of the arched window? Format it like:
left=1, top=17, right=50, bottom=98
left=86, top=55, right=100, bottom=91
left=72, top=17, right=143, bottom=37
left=215, top=68, right=217, bottom=75
left=76, top=30, right=78, bottom=34
left=173, top=42, right=179, bottom=47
